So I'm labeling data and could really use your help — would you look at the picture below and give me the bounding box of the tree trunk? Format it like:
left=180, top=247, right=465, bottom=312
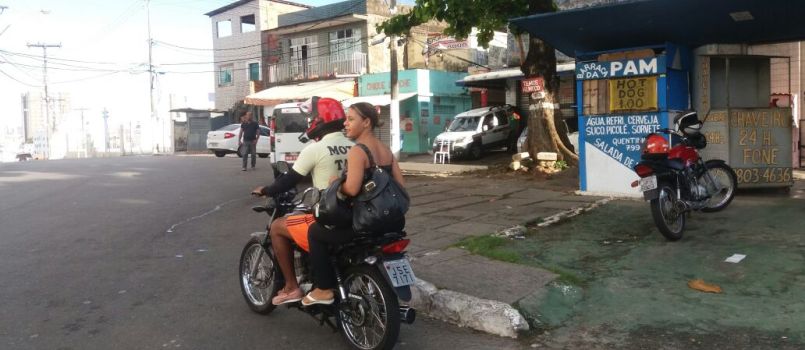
left=521, top=33, right=579, bottom=167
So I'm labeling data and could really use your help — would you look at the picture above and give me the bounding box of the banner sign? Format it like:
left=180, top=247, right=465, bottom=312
left=521, top=77, right=545, bottom=93
left=728, top=108, right=793, bottom=187
left=576, top=56, right=666, bottom=80
left=583, top=113, right=664, bottom=169
left=608, top=76, right=658, bottom=112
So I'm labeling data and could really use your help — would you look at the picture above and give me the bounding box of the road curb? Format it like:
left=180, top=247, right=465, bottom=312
left=532, top=197, right=615, bottom=227
left=409, top=196, right=615, bottom=338
left=408, top=279, right=529, bottom=338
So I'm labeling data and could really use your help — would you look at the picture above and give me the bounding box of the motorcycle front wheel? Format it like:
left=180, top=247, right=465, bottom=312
left=700, top=162, right=737, bottom=213
left=650, top=182, right=686, bottom=241
left=339, top=265, right=401, bottom=350
left=239, top=237, right=281, bottom=314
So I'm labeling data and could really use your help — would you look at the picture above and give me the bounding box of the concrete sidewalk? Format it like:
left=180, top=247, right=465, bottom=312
left=402, top=174, right=606, bottom=338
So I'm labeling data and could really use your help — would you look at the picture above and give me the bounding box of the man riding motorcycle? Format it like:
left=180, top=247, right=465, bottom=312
left=251, top=96, right=354, bottom=305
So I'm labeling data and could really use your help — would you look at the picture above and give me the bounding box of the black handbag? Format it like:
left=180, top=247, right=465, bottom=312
left=313, top=174, right=353, bottom=228
left=352, top=144, right=410, bottom=234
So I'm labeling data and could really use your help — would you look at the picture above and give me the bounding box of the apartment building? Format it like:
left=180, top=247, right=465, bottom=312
left=206, top=0, right=310, bottom=111
left=259, top=0, right=403, bottom=88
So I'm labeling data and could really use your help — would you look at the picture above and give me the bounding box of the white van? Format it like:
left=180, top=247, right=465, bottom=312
left=269, top=102, right=309, bottom=164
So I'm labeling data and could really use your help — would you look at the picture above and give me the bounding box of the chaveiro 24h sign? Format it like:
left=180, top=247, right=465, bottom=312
left=576, top=56, right=666, bottom=80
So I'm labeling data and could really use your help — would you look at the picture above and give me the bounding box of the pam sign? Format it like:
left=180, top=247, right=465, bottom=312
left=609, top=76, right=658, bottom=112
left=576, top=56, right=665, bottom=80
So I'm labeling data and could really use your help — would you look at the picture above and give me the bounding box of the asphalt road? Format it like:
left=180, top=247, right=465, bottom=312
left=0, top=156, right=520, bottom=350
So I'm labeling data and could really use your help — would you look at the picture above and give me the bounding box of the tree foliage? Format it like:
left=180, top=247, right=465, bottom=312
left=380, top=0, right=579, bottom=166
left=379, top=0, right=536, bottom=49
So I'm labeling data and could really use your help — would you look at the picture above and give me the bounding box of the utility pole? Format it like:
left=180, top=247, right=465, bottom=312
left=146, top=0, right=157, bottom=154
left=74, top=107, right=89, bottom=158
left=102, top=108, right=110, bottom=153
left=27, top=42, right=61, bottom=159
left=389, top=0, right=401, bottom=158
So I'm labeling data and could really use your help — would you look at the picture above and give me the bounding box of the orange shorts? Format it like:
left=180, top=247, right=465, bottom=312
left=285, top=214, right=315, bottom=252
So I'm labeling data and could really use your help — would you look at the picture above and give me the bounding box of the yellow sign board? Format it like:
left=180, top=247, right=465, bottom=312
left=609, top=77, right=658, bottom=113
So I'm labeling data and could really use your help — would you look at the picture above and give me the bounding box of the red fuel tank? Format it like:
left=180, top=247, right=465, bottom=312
left=668, top=144, right=699, bottom=167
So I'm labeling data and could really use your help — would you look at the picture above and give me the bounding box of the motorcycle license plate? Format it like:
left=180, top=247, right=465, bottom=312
left=383, top=258, right=416, bottom=287
left=640, top=175, right=658, bottom=192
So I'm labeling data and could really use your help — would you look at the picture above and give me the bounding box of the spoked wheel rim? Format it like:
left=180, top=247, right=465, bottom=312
left=702, top=167, right=734, bottom=209
left=340, top=273, right=389, bottom=350
left=240, top=244, right=276, bottom=307
left=658, top=187, right=684, bottom=233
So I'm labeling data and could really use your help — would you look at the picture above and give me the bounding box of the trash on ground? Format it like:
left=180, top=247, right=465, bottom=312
left=687, top=279, right=723, bottom=293
left=724, top=253, right=746, bottom=263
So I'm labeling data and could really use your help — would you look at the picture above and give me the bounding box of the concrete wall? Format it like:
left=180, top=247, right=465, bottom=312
left=749, top=42, right=803, bottom=166
left=694, top=42, right=803, bottom=168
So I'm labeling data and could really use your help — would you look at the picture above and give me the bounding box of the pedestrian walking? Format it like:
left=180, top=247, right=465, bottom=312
left=238, top=111, right=260, bottom=171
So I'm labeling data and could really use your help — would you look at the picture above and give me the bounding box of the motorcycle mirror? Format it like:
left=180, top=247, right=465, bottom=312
left=701, top=109, right=712, bottom=124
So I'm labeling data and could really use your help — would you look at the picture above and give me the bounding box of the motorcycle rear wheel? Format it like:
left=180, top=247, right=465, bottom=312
left=700, top=162, right=737, bottom=213
left=650, top=182, right=686, bottom=241
left=239, top=237, right=281, bottom=314
left=339, top=265, right=401, bottom=350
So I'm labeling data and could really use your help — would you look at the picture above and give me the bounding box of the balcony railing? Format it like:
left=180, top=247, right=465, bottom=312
left=267, top=53, right=367, bottom=85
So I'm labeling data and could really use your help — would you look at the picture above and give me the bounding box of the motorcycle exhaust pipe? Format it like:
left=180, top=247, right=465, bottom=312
left=400, top=306, right=416, bottom=324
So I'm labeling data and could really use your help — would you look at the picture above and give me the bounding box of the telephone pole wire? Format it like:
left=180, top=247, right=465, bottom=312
left=27, top=42, right=61, bottom=159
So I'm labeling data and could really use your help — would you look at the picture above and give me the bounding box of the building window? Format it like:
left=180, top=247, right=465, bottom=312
left=240, top=14, right=255, bottom=33
left=219, top=65, right=233, bottom=86
left=248, top=62, right=260, bottom=81
left=329, top=28, right=362, bottom=63
left=217, top=20, right=232, bottom=38
left=289, top=35, right=318, bottom=79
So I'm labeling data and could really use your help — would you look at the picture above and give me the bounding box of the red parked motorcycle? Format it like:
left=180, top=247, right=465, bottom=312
left=632, top=111, right=737, bottom=241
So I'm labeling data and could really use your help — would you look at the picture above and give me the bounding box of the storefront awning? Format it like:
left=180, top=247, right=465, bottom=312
left=341, top=92, right=418, bottom=108
left=459, top=68, right=523, bottom=86
left=244, top=78, right=356, bottom=106
left=455, top=63, right=576, bottom=88
left=510, top=0, right=805, bottom=57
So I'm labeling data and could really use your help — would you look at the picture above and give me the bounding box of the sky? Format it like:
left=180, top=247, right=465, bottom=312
left=0, top=0, right=365, bottom=144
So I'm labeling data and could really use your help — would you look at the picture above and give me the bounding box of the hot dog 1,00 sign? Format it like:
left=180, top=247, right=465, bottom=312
left=609, top=76, right=658, bottom=112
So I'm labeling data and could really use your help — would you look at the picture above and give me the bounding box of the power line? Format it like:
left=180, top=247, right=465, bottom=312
left=0, top=53, right=42, bottom=80
left=51, top=70, right=137, bottom=84
left=0, top=66, right=41, bottom=87
left=0, top=49, right=132, bottom=66
left=0, top=56, right=141, bottom=73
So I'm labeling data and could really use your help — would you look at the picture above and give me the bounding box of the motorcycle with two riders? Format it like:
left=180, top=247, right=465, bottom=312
left=238, top=161, right=416, bottom=350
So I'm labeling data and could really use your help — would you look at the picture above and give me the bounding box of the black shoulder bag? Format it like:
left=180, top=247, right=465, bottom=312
left=352, top=144, right=410, bottom=234
left=313, top=174, right=353, bottom=228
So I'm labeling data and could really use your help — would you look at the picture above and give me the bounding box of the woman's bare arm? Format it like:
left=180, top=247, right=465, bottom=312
left=341, top=147, right=366, bottom=197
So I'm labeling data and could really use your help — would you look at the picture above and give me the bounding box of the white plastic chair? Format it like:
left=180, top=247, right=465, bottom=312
left=433, top=139, right=453, bottom=164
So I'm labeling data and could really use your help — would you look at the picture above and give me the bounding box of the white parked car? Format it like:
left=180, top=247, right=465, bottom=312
left=207, top=123, right=271, bottom=158
left=432, top=106, right=514, bottom=159
left=516, top=128, right=579, bottom=154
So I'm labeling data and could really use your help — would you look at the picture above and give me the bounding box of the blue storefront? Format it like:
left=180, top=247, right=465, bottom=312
left=356, top=69, right=471, bottom=153
left=572, top=45, right=692, bottom=194
left=512, top=0, right=804, bottom=195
